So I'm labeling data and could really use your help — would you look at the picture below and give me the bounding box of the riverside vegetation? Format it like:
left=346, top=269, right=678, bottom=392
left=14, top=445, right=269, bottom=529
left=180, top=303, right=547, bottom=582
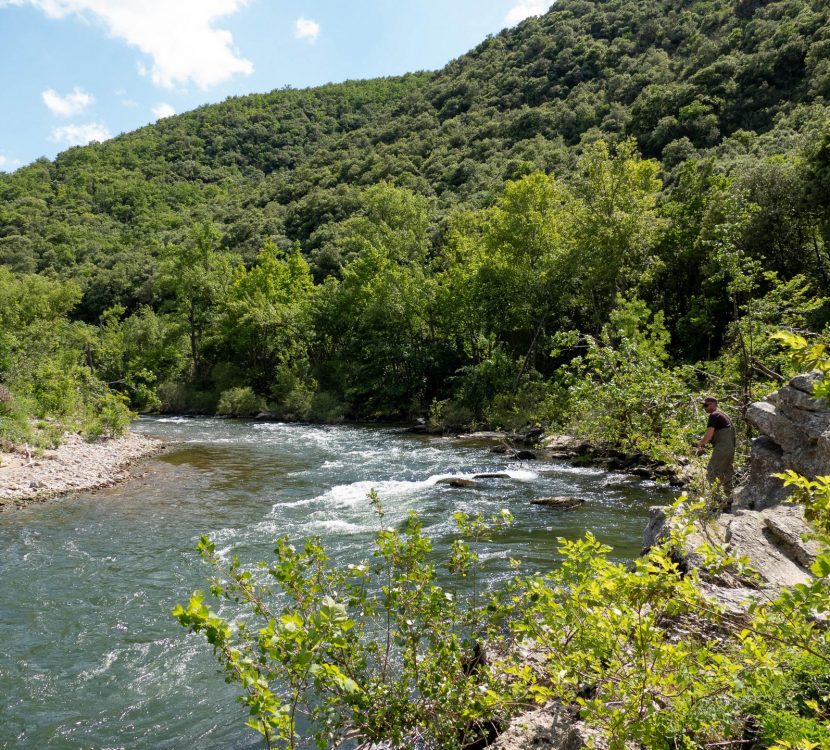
left=176, top=348, right=830, bottom=749
left=2, top=0, right=830, bottom=456
left=3, top=0, right=830, bottom=745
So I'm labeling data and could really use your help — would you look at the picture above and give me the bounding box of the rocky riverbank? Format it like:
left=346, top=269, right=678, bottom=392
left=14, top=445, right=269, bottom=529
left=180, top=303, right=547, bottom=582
left=489, top=371, right=830, bottom=749
left=0, top=430, right=164, bottom=509
left=445, top=428, right=691, bottom=486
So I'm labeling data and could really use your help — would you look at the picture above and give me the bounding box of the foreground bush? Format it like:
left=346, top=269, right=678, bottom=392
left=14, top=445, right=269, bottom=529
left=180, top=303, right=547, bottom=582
left=176, top=471, right=830, bottom=750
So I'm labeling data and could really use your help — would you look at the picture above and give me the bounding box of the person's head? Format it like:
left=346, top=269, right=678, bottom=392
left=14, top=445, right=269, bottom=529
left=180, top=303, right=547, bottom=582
left=702, top=396, right=718, bottom=414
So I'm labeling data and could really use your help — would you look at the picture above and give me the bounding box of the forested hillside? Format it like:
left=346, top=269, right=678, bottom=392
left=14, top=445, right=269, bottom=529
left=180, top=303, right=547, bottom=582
left=2, top=0, right=830, bottom=452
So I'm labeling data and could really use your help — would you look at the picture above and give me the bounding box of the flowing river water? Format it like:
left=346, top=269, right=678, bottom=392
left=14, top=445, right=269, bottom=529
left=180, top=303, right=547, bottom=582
left=0, top=418, right=676, bottom=749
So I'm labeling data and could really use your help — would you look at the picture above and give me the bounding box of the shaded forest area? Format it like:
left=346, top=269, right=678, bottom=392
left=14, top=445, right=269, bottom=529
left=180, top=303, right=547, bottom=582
left=2, top=0, right=830, bottom=457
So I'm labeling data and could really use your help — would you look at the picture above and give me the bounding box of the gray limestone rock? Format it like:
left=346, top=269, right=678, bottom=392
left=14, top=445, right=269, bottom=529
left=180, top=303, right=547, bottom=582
left=491, top=703, right=605, bottom=750
left=737, top=436, right=787, bottom=511
left=745, top=401, right=803, bottom=455
left=540, top=435, right=590, bottom=453
left=642, top=505, right=671, bottom=553
left=725, top=510, right=812, bottom=588
left=738, top=373, right=830, bottom=510
left=761, top=505, right=820, bottom=568
left=790, top=372, right=825, bottom=395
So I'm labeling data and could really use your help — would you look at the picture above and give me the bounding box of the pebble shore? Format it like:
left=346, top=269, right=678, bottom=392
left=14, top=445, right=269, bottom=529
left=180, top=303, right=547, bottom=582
left=0, top=431, right=164, bottom=510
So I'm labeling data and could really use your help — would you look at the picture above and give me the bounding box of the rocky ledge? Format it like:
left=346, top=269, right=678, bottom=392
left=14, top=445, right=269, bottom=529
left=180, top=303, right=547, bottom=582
left=0, top=431, right=164, bottom=509
left=493, top=372, right=829, bottom=749
left=738, top=371, right=830, bottom=510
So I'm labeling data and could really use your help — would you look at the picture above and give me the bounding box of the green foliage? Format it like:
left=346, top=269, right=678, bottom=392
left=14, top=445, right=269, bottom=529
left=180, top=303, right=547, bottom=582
left=565, top=296, right=698, bottom=462
left=217, top=387, right=266, bottom=417
left=3, top=0, right=830, bottom=450
left=174, top=497, right=524, bottom=749
left=180, top=477, right=830, bottom=750
left=772, top=331, right=830, bottom=400
left=0, top=267, right=133, bottom=447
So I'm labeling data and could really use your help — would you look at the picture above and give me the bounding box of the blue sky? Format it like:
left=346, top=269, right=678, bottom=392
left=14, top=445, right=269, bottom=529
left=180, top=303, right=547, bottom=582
left=0, top=1, right=549, bottom=172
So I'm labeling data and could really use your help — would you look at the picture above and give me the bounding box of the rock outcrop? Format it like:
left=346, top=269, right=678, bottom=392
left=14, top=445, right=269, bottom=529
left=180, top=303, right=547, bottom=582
left=642, top=503, right=815, bottom=590
left=739, top=372, right=830, bottom=510
left=491, top=703, right=605, bottom=750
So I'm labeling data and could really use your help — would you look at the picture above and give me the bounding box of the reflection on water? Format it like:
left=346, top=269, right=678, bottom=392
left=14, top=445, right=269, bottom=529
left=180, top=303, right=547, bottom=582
left=0, top=417, right=675, bottom=748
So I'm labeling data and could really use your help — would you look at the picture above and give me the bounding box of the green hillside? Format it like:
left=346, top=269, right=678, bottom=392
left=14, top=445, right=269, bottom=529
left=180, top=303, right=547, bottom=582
left=1, top=0, right=829, bottom=446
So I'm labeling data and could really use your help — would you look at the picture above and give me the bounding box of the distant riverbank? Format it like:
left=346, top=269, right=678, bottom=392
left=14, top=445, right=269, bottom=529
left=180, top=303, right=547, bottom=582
left=0, top=430, right=164, bottom=509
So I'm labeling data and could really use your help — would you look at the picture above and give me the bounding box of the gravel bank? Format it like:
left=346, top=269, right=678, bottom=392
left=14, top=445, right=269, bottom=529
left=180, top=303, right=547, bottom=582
left=0, top=431, right=164, bottom=510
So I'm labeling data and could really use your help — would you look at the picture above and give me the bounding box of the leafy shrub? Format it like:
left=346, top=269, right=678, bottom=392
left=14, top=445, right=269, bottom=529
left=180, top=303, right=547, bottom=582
left=82, top=392, right=134, bottom=440
left=428, top=398, right=475, bottom=431
left=175, top=499, right=521, bottom=749
left=217, top=387, right=265, bottom=417
left=308, top=390, right=345, bottom=423
left=0, top=385, right=32, bottom=449
left=158, top=382, right=218, bottom=414
left=566, top=296, right=699, bottom=462
left=273, top=385, right=313, bottom=421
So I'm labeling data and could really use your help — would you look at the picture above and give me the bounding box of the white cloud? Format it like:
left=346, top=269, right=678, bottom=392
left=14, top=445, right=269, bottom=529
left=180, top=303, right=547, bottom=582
left=42, top=86, right=94, bottom=117
left=505, top=0, right=548, bottom=25
left=294, top=16, right=320, bottom=43
left=0, top=154, right=20, bottom=171
left=49, top=122, right=112, bottom=146
left=5, top=0, right=253, bottom=90
left=152, top=102, right=176, bottom=119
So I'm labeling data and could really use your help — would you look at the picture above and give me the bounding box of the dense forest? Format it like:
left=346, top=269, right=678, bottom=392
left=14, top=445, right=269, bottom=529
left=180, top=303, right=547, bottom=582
left=2, top=0, right=830, bottom=459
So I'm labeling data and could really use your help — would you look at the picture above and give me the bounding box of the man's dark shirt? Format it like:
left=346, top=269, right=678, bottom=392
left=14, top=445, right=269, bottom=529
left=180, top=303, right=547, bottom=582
left=707, top=408, right=732, bottom=431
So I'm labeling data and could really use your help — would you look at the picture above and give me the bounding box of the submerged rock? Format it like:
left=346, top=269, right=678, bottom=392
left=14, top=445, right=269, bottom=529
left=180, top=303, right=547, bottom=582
left=513, top=449, right=537, bottom=460
left=531, top=496, right=585, bottom=510
left=473, top=472, right=511, bottom=479
left=437, top=477, right=477, bottom=488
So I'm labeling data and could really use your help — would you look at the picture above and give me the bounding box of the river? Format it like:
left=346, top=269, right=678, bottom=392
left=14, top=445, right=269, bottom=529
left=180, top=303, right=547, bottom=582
left=0, top=418, right=675, bottom=749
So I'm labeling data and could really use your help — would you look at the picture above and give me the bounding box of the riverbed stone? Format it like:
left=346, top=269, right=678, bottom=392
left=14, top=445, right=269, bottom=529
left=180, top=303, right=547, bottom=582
left=437, top=477, right=476, bottom=488
left=0, top=431, right=163, bottom=508
left=531, top=496, right=584, bottom=510
left=514, top=449, right=537, bottom=460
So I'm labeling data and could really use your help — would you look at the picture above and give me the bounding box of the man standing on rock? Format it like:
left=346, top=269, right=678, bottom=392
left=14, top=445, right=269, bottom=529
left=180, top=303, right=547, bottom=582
left=696, top=396, right=736, bottom=510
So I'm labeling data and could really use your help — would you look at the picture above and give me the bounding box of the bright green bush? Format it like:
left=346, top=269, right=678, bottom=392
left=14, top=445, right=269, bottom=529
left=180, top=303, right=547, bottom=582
left=565, top=296, right=700, bottom=463
left=175, top=499, right=522, bottom=749
left=82, top=392, right=134, bottom=440
left=308, top=391, right=345, bottom=423
left=428, top=398, right=475, bottom=431
left=157, top=382, right=217, bottom=414
left=177, top=468, right=830, bottom=750
left=217, top=387, right=265, bottom=417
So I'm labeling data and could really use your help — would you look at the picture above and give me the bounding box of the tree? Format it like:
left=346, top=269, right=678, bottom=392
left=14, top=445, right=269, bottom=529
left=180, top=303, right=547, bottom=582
left=158, top=222, right=239, bottom=379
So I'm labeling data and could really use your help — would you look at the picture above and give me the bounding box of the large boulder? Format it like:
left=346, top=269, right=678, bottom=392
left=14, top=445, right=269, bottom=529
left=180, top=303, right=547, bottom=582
left=531, top=496, right=585, bottom=510
left=738, top=372, right=830, bottom=510
left=643, top=502, right=816, bottom=602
